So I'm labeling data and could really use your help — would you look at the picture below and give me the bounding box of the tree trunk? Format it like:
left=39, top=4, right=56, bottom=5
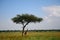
left=22, top=26, right=25, bottom=36
left=22, top=22, right=30, bottom=36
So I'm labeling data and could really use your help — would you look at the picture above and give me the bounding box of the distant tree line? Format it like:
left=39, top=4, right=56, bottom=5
left=28, top=30, right=60, bottom=32
left=0, top=30, right=21, bottom=32
left=0, top=30, right=60, bottom=32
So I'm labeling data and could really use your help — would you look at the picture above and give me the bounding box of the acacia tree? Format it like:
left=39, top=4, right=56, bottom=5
left=12, top=14, right=43, bottom=36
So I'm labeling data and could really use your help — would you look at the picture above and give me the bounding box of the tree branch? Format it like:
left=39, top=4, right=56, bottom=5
left=24, top=22, right=30, bottom=28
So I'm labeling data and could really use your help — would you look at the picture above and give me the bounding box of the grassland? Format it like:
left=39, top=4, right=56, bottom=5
left=0, top=32, right=60, bottom=40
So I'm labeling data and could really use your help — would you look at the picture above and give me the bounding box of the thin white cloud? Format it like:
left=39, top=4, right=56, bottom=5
left=42, top=6, right=60, bottom=17
left=0, top=19, right=22, bottom=30
left=41, top=6, right=60, bottom=29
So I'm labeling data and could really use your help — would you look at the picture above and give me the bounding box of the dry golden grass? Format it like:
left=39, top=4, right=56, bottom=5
left=0, top=32, right=60, bottom=40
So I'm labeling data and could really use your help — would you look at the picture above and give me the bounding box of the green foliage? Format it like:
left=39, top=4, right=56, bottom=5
left=12, top=14, right=43, bottom=24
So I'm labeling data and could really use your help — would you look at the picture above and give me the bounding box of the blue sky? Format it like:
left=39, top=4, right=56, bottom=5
left=0, top=0, right=60, bottom=30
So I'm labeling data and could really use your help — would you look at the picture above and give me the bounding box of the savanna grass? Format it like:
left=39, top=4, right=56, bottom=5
left=0, top=32, right=60, bottom=40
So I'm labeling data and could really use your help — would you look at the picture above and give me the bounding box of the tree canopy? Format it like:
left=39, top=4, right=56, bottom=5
left=12, top=14, right=43, bottom=24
